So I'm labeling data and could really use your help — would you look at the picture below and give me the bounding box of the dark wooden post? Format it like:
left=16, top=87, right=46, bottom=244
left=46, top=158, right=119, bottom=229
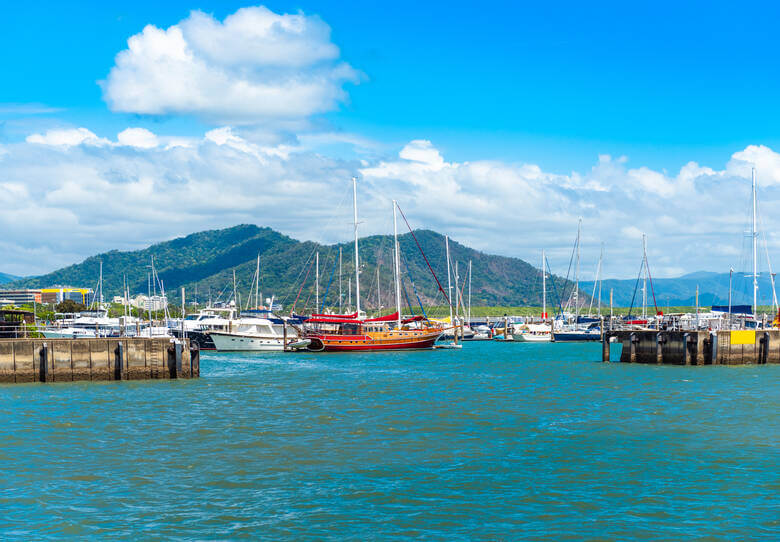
left=629, top=332, right=638, bottom=363
left=175, top=341, right=183, bottom=378
left=602, top=333, right=610, bottom=362
left=760, top=332, right=769, bottom=364
left=283, top=322, right=288, bottom=352
left=190, top=342, right=199, bottom=377
left=656, top=333, right=665, bottom=364
left=40, top=342, right=48, bottom=382
left=115, top=341, right=125, bottom=380
left=683, top=333, right=691, bottom=365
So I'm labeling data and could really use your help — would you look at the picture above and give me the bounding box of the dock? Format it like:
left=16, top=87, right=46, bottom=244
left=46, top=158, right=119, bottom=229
left=0, top=337, right=199, bottom=383
left=603, top=329, right=780, bottom=364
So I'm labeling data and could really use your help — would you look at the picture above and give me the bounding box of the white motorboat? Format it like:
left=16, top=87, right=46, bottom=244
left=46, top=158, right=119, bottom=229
left=512, top=323, right=552, bottom=342
left=209, top=316, right=301, bottom=351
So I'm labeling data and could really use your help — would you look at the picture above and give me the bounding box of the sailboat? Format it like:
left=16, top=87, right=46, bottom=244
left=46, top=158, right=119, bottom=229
left=302, top=180, right=444, bottom=352
left=513, top=250, right=552, bottom=342
left=553, top=220, right=601, bottom=342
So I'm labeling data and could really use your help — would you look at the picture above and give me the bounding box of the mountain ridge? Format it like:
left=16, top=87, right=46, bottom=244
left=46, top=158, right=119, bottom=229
left=6, top=224, right=564, bottom=310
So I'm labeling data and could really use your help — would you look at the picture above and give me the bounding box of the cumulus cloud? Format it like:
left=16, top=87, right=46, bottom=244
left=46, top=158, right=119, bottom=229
left=26, top=128, right=109, bottom=147
left=117, top=127, right=159, bottom=148
left=101, top=6, right=359, bottom=124
left=1, top=126, right=778, bottom=280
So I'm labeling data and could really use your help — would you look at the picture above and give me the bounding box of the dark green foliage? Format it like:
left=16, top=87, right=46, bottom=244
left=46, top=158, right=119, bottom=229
left=8, top=225, right=565, bottom=310
left=54, top=299, right=86, bottom=313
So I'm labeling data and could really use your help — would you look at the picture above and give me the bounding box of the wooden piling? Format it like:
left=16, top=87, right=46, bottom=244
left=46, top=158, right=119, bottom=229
left=601, top=333, right=610, bottom=362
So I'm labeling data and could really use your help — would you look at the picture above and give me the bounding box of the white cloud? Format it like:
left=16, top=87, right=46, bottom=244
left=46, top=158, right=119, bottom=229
left=102, top=6, right=358, bottom=124
left=3, top=127, right=779, bottom=281
left=26, top=128, right=109, bottom=147
left=117, top=127, right=159, bottom=148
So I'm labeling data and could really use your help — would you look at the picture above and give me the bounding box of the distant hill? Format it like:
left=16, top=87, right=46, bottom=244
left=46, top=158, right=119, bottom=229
left=7, top=225, right=570, bottom=311
left=582, top=271, right=779, bottom=309
left=0, top=272, right=20, bottom=285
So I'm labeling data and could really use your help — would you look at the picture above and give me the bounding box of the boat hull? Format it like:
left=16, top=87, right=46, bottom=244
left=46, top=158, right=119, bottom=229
left=552, top=332, right=601, bottom=342
left=512, top=333, right=552, bottom=343
left=306, top=334, right=440, bottom=352
left=210, top=332, right=286, bottom=351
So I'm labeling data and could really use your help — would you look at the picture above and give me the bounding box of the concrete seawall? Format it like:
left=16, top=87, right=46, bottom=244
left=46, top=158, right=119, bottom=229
left=0, top=338, right=199, bottom=383
left=604, top=330, right=780, bottom=365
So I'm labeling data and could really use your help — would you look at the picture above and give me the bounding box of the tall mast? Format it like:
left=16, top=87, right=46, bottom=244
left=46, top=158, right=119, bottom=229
left=232, top=269, right=237, bottom=308
left=598, top=244, right=604, bottom=317
left=315, top=251, right=319, bottom=312
left=752, top=167, right=758, bottom=316
left=99, top=260, right=103, bottom=308
left=642, top=234, right=648, bottom=320
left=352, top=176, right=361, bottom=316
left=468, top=260, right=472, bottom=325
left=376, top=266, right=381, bottom=309
left=393, top=200, right=402, bottom=328
left=455, top=261, right=460, bottom=323
left=339, top=247, right=343, bottom=313
left=255, top=254, right=260, bottom=310
left=574, top=219, right=581, bottom=321
left=542, top=249, right=547, bottom=320
left=446, top=235, right=453, bottom=324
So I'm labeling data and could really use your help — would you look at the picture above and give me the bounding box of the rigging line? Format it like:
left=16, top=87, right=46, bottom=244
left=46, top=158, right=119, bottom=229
left=558, top=233, right=578, bottom=315
left=280, top=248, right=316, bottom=306
left=401, top=250, right=427, bottom=317
left=545, top=257, right=564, bottom=317
left=290, top=256, right=315, bottom=315
left=644, top=255, right=659, bottom=314
left=626, top=258, right=645, bottom=319
left=320, top=255, right=339, bottom=312
left=395, top=203, right=451, bottom=305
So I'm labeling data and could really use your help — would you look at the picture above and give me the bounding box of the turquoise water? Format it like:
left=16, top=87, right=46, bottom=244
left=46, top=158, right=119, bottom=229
left=0, top=342, right=778, bottom=539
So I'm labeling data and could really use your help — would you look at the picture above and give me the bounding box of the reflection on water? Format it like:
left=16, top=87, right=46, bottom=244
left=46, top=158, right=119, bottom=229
left=0, top=342, right=777, bottom=539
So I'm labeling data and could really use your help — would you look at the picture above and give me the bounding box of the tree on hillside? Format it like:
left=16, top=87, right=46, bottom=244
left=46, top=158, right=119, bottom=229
left=55, top=299, right=86, bottom=313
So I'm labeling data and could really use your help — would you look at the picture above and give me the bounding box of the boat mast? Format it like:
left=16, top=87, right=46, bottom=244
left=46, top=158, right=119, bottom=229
left=232, top=269, right=237, bottom=309
left=598, top=244, right=603, bottom=317
left=642, top=234, right=647, bottom=320
left=752, top=167, right=758, bottom=317
left=255, top=254, right=260, bottom=310
left=455, top=261, right=460, bottom=324
left=393, top=200, right=402, bottom=328
left=574, top=219, right=581, bottom=322
left=542, top=249, right=547, bottom=320
left=352, top=176, right=361, bottom=316
left=446, top=235, right=453, bottom=325
left=339, top=246, right=343, bottom=313
left=468, top=260, right=472, bottom=326
left=315, top=251, right=319, bottom=313
left=99, top=260, right=103, bottom=309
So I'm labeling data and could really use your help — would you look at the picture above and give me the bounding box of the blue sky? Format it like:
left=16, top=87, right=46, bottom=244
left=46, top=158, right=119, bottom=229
left=5, top=1, right=780, bottom=171
left=2, top=1, right=780, bottom=280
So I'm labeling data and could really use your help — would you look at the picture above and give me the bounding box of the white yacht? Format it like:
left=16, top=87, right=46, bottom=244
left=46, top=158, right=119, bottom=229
left=209, top=313, right=305, bottom=351
left=512, top=322, right=552, bottom=342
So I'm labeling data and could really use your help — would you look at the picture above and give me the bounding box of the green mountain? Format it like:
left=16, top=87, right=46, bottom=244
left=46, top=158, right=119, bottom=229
left=0, top=272, right=20, bottom=285
left=7, top=224, right=566, bottom=311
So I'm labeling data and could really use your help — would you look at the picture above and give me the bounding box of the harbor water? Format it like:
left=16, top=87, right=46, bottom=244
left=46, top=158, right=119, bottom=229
left=0, top=342, right=777, bottom=539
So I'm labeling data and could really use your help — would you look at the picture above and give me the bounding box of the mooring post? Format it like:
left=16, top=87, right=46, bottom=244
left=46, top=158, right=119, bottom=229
left=283, top=322, right=288, bottom=352
left=710, top=331, right=719, bottom=364
left=116, top=341, right=125, bottom=380
left=602, top=332, right=610, bottom=362
left=656, top=333, right=665, bottom=364
left=175, top=341, right=183, bottom=378
left=190, top=342, right=199, bottom=377
left=629, top=332, right=638, bottom=363
left=683, top=333, right=691, bottom=365
left=40, top=342, right=48, bottom=382
left=760, top=332, right=770, bottom=364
